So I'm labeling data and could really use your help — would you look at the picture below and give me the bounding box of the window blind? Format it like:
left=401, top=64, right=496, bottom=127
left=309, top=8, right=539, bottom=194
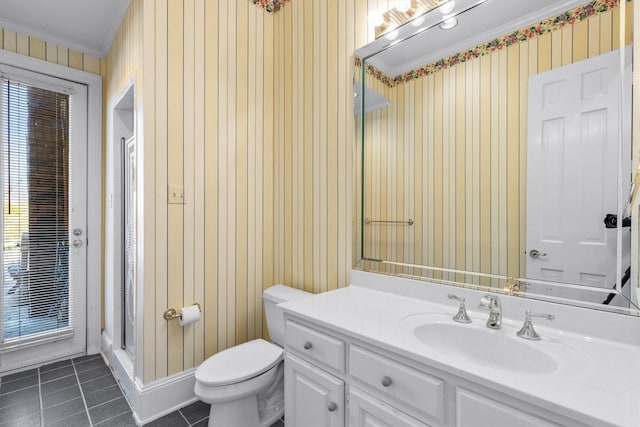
left=1, top=78, right=72, bottom=343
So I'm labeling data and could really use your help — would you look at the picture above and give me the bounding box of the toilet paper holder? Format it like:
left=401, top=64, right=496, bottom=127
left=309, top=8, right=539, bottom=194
left=164, top=303, right=201, bottom=321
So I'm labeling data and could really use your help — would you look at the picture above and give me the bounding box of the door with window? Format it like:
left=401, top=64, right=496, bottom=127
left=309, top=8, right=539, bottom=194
left=0, top=64, right=87, bottom=372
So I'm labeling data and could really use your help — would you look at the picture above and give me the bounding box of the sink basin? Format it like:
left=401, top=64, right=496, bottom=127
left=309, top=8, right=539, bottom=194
left=412, top=321, right=558, bottom=374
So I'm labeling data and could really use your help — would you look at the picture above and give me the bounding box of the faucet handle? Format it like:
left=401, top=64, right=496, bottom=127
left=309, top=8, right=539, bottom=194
left=448, top=294, right=472, bottom=323
left=478, top=294, right=498, bottom=310
left=526, top=310, right=555, bottom=322
left=516, top=310, right=555, bottom=340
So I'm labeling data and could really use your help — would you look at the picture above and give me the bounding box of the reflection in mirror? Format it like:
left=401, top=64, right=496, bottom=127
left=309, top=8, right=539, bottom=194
left=354, top=0, right=638, bottom=313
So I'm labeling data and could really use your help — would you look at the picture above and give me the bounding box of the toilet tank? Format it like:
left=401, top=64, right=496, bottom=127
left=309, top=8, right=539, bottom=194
left=263, top=285, right=311, bottom=346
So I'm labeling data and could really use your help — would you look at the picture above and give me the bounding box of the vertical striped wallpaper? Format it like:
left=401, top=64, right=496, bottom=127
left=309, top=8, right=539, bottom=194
left=101, top=0, right=384, bottom=383
left=7, top=0, right=633, bottom=384
left=362, top=6, right=633, bottom=287
left=0, top=0, right=390, bottom=383
left=274, top=0, right=360, bottom=298
left=0, top=29, right=102, bottom=75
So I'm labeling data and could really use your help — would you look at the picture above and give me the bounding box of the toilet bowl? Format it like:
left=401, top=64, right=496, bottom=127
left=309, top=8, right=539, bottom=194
left=194, top=285, right=310, bottom=427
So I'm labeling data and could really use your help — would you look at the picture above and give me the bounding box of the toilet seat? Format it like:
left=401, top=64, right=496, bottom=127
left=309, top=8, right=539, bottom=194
left=195, top=339, right=283, bottom=386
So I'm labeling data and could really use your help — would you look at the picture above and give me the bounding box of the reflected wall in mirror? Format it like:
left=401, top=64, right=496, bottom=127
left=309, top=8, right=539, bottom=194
left=355, top=0, right=638, bottom=313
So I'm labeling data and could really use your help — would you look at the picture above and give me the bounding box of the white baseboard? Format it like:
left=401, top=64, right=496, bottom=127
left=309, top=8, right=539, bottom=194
left=131, top=369, right=198, bottom=425
left=101, top=332, right=113, bottom=367
left=102, top=332, right=198, bottom=425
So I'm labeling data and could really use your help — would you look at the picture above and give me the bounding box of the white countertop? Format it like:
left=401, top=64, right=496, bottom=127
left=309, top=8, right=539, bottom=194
left=280, top=280, right=640, bottom=427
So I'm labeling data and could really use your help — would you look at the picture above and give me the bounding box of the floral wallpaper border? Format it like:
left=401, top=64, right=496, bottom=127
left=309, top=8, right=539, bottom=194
left=356, top=0, right=627, bottom=87
left=249, top=0, right=291, bottom=13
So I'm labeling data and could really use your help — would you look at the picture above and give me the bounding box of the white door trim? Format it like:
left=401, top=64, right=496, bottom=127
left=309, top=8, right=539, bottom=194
left=0, top=49, right=103, bottom=357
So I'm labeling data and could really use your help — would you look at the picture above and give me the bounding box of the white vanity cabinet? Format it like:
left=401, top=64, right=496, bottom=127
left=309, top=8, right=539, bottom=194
left=284, top=320, right=346, bottom=427
left=456, top=388, right=561, bottom=427
left=284, top=318, right=440, bottom=427
left=284, top=316, right=591, bottom=427
left=284, top=353, right=345, bottom=427
left=349, top=345, right=445, bottom=424
left=348, top=387, right=431, bottom=427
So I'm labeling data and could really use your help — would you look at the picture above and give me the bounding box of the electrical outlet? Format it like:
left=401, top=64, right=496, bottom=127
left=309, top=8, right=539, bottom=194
left=168, top=185, right=184, bottom=204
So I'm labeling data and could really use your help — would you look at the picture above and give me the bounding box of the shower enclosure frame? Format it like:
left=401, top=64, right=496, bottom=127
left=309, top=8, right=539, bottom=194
left=104, top=78, right=145, bottom=397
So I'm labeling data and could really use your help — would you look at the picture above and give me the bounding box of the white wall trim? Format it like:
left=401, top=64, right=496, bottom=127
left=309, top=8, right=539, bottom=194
left=0, top=49, right=102, bottom=357
left=104, top=76, right=136, bottom=374
left=0, top=17, right=104, bottom=58
left=133, top=370, right=198, bottom=425
left=101, top=332, right=113, bottom=366
left=109, top=345, right=197, bottom=425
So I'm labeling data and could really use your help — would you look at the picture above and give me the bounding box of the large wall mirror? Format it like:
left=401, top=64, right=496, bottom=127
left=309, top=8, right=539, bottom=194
left=354, top=0, right=639, bottom=314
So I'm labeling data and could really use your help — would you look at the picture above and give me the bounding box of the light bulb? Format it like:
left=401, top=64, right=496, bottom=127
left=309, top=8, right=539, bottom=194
left=411, top=16, right=426, bottom=27
left=368, top=10, right=384, bottom=26
left=395, top=0, right=411, bottom=13
left=439, top=17, right=458, bottom=30
left=385, top=29, right=400, bottom=40
left=440, top=1, right=455, bottom=14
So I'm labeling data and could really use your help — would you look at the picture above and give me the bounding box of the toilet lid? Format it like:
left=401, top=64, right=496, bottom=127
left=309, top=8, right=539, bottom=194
left=195, top=339, right=283, bottom=386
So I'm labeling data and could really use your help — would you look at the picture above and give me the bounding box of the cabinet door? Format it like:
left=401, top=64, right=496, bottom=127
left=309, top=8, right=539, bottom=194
left=285, top=353, right=345, bottom=427
left=457, top=388, right=561, bottom=427
left=349, top=387, right=431, bottom=427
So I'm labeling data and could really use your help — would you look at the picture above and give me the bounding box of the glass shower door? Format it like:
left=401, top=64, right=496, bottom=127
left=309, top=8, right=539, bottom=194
left=123, top=136, right=136, bottom=358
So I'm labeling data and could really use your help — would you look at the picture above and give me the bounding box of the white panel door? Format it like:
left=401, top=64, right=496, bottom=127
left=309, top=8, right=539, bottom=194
left=285, top=353, right=345, bottom=427
left=526, top=48, right=631, bottom=298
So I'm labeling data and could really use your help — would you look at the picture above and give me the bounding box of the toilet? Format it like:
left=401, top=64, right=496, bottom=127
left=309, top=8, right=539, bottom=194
left=194, top=285, right=311, bottom=427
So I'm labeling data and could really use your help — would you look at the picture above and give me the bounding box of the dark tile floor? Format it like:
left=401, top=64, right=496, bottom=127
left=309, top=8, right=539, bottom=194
left=146, top=402, right=285, bottom=427
left=0, top=354, right=136, bottom=427
left=1, top=355, right=286, bottom=427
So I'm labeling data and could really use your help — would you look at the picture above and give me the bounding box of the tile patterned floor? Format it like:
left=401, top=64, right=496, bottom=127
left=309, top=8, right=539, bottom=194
left=1, top=354, right=286, bottom=427
left=146, top=401, right=285, bottom=427
left=0, top=354, right=136, bottom=427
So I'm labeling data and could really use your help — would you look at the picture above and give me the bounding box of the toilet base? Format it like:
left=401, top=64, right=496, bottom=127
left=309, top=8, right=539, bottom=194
left=208, top=395, right=259, bottom=427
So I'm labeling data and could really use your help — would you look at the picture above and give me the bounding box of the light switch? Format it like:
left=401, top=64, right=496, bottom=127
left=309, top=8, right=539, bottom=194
left=168, top=185, right=184, bottom=204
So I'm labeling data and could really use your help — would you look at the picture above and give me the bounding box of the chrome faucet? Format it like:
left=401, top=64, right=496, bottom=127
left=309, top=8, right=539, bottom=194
left=479, top=295, right=501, bottom=329
left=447, top=294, right=472, bottom=323
left=516, top=310, right=555, bottom=340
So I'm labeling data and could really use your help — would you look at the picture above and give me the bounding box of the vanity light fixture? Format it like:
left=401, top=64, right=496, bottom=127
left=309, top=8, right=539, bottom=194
left=386, top=29, right=400, bottom=40
left=411, top=16, right=426, bottom=27
left=374, top=0, right=450, bottom=38
left=440, top=0, right=456, bottom=14
left=439, top=17, right=458, bottom=30
left=394, top=0, right=412, bottom=13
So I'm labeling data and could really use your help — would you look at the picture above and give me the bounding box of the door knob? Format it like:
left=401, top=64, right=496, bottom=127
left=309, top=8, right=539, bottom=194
left=529, top=249, right=547, bottom=258
left=327, top=402, right=337, bottom=412
left=72, top=239, right=83, bottom=247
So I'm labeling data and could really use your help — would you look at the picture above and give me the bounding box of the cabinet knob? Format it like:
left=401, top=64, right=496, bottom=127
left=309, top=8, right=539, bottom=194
left=381, top=376, right=393, bottom=387
left=303, top=341, right=313, bottom=350
left=327, top=402, right=337, bottom=412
